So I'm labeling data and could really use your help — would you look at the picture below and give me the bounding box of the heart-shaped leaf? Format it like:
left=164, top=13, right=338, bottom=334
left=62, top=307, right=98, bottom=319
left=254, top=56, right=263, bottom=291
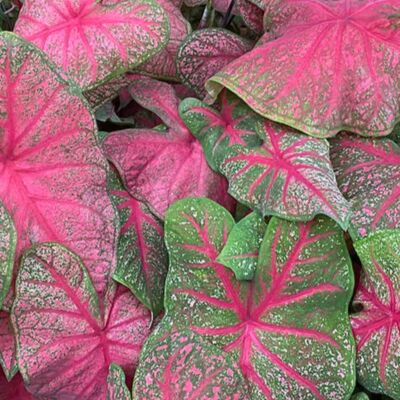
left=109, top=169, right=168, bottom=315
left=219, top=119, right=350, bottom=228
left=0, top=311, right=17, bottom=380
left=0, top=32, right=118, bottom=295
left=163, top=198, right=355, bottom=399
left=177, top=29, right=253, bottom=98
left=11, top=243, right=151, bottom=400
left=331, top=133, right=400, bottom=239
left=179, top=91, right=262, bottom=172
left=207, top=0, right=400, bottom=137
left=14, top=0, right=169, bottom=89
left=133, top=324, right=250, bottom=399
left=0, top=371, right=34, bottom=400
left=217, top=211, right=266, bottom=280
left=107, top=364, right=131, bottom=400
left=0, top=202, right=16, bottom=309
left=351, top=229, right=400, bottom=399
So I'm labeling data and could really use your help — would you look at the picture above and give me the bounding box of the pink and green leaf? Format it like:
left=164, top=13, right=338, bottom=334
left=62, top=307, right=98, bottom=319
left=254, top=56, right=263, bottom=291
left=0, top=311, right=17, bottom=380
left=14, top=0, right=169, bottom=90
left=237, top=0, right=264, bottom=35
left=107, top=364, right=131, bottom=400
left=0, top=32, right=118, bottom=296
left=331, top=133, right=400, bottom=239
left=11, top=243, right=151, bottom=400
left=177, top=29, right=253, bottom=98
left=217, top=211, right=266, bottom=281
left=219, top=119, right=350, bottom=229
left=179, top=91, right=262, bottom=172
left=0, top=371, right=34, bottom=400
left=351, top=229, right=400, bottom=399
left=163, top=198, right=355, bottom=399
left=207, top=0, right=400, bottom=137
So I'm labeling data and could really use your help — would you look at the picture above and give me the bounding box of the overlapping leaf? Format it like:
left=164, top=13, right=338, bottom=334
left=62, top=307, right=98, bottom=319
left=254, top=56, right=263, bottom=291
left=179, top=90, right=262, bottom=172
left=161, top=198, right=355, bottom=399
left=219, top=119, right=350, bottom=228
left=14, top=0, right=169, bottom=89
left=0, top=32, right=117, bottom=295
left=11, top=243, right=151, bottom=400
left=331, top=133, right=400, bottom=239
left=109, top=170, right=168, bottom=315
left=0, top=311, right=17, bottom=380
left=0, top=371, right=33, bottom=400
left=351, top=229, right=400, bottom=399
left=208, top=0, right=400, bottom=137
left=237, top=0, right=264, bottom=35
left=107, top=364, right=131, bottom=400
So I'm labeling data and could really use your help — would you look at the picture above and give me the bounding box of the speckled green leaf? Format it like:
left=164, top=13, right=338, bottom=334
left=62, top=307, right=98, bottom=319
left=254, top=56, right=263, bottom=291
left=109, top=169, right=168, bottom=315
left=351, top=229, right=400, bottom=399
left=220, top=119, right=350, bottom=229
left=179, top=91, right=262, bottom=172
left=351, top=393, right=369, bottom=400
left=107, top=364, right=131, bottom=400
left=0, top=201, right=16, bottom=309
left=331, top=133, right=400, bottom=239
left=133, top=322, right=250, bottom=399
left=163, top=198, right=355, bottom=399
left=217, top=212, right=266, bottom=280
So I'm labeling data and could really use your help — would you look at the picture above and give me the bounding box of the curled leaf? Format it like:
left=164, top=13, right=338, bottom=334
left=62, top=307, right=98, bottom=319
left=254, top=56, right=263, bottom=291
left=107, top=364, right=131, bottom=400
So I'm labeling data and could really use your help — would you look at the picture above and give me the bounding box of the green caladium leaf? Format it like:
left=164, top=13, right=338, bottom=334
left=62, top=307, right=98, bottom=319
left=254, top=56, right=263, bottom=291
left=133, top=321, right=250, bottom=399
left=219, top=119, right=351, bottom=229
left=0, top=201, right=16, bottom=309
left=107, top=364, right=131, bottom=400
left=162, top=198, right=355, bottom=399
left=217, top=211, right=266, bottom=280
left=351, top=393, right=369, bottom=400
left=179, top=91, right=262, bottom=172
left=351, top=229, right=400, bottom=399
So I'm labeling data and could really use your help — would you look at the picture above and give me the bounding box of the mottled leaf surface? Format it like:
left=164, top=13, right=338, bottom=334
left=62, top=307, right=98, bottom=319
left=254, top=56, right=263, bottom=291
left=163, top=198, right=355, bottom=399
left=220, top=119, right=350, bottom=228
left=107, top=364, right=131, bottom=400
left=237, top=0, right=264, bottom=35
left=179, top=90, right=262, bottom=172
left=109, top=170, right=168, bottom=315
left=351, top=393, right=369, bottom=400
left=11, top=243, right=151, bottom=400
left=177, top=29, right=253, bottom=97
left=133, top=324, right=249, bottom=399
left=208, top=0, right=400, bottom=137
left=0, top=33, right=117, bottom=295
left=0, top=371, right=34, bottom=400
left=0, top=201, right=16, bottom=308
left=14, top=0, right=169, bottom=89
left=351, top=229, right=400, bottom=399
left=331, top=133, right=400, bottom=239
left=217, top=212, right=266, bottom=280
left=0, top=311, right=17, bottom=380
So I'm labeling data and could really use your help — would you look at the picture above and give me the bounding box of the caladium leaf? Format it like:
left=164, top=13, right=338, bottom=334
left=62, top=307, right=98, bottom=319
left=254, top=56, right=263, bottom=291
left=351, top=229, right=400, bottom=399
left=163, top=198, right=355, bottom=399
left=11, top=243, right=151, bottom=400
left=0, top=371, right=34, bottom=400
left=14, top=0, right=169, bottom=90
left=0, top=32, right=117, bottom=295
left=217, top=212, right=266, bottom=281
left=220, top=119, right=350, bottom=229
left=331, top=133, right=400, bottom=239
left=133, top=324, right=250, bottom=399
left=179, top=90, right=262, bottom=172
left=109, top=169, right=168, bottom=315
left=177, top=29, right=253, bottom=98
left=0, top=311, right=17, bottom=380
left=351, top=394, right=369, bottom=400
left=107, top=364, right=131, bottom=400
left=0, top=201, right=16, bottom=309
left=237, top=0, right=264, bottom=35
left=208, top=0, right=400, bottom=137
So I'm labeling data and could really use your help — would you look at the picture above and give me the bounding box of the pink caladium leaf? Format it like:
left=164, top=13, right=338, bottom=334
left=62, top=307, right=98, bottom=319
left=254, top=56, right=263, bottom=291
left=0, top=371, right=34, bottom=400
left=351, top=229, right=400, bottom=399
left=0, top=202, right=16, bottom=309
left=177, top=29, right=253, bottom=98
left=0, top=311, right=17, bottom=380
left=237, top=0, right=264, bottom=35
left=217, top=212, right=266, bottom=281
left=219, top=119, right=350, bottom=229
left=107, top=364, right=131, bottom=400
left=109, top=169, right=168, bottom=315
left=179, top=90, right=262, bottom=172
left=0, top=32, right=118, bottom=296
left=14, top=0, right=169, bottom=90
left=207, top=0, right=400, bottom=138
left=11, top=243, right=151, bottom=399
left=331, top=133, right=400, bottom=239
left=103, top=79, right=235, bottom=218
left=162, top=198, right=355, bottom=399
left=133, top=323, right=250, bottom=399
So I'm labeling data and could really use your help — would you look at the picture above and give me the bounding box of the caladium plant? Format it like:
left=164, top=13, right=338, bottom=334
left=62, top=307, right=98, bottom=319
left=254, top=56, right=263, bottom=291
left=107, top=364, right=131, bottom=400
left=0, top=370, right=34, bottom=400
